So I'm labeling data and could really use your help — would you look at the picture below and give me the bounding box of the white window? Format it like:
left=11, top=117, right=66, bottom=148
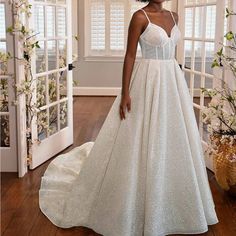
left=85, top=0, right=172, bottom=59
left=177, top=0, right=227, bottom=147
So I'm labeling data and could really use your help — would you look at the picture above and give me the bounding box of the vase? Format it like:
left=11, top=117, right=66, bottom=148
left=211, top=134, right=236, bottom=197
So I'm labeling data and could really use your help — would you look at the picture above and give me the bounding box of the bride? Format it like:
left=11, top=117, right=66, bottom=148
left=39, top=0, right=219, bottom=235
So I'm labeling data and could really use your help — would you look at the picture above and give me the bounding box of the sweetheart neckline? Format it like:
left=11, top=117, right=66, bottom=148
left=140, top=22, right=180, bottom=39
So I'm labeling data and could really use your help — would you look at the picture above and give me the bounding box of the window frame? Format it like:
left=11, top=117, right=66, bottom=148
left=176, top=0, right=227, bottom=145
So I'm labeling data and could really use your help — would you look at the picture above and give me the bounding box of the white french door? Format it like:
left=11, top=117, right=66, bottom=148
left=0, top=0, right=18, bottom=172
left=29, top=0, right=73, bottom=169
left=177, top=0, right=227, bottom=170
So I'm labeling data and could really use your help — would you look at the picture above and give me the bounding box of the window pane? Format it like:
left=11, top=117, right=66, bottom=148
left=36, top=41, right=46, bottom=73
left=46, top=6, right=55, bottom=37
left=184, top=40, right=192, bottom=69
left=0, top=115, right=10, bottom=147
left=194, top=7, right=204, bottom=38
left=59, top=40, right=67, bottom=68
left=0, top=3, right=6, bottom=39
left=206, top=5, right=216, bottom=39
left=47, top=40, right=57, bottom=71
left=0, top=42, right=6, bottom=53
left=37, top=76, right=47, bottom=108
left=57, top=7, right=66, bottom=36
left=35, top=5, right=45, bottom=38
left=205, top=42, right=215, bottom=75
left=49, top=105, right=58, bottom=136
left=205, top=76, right=213, bottom=90
left=0, top=78, right=9, bottom=112
left=90, top=0, right=105, bottom=50
left=194, top=41, right=202, bottom=72
left=185, top=8, right=193, bottom=37
left=60, top=101, right=68, bottom=130
left=110, top=1, right=124, bottom=50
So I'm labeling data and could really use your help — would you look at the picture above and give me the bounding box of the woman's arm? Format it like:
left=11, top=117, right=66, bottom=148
left=119, top=11, right=146, bottom=120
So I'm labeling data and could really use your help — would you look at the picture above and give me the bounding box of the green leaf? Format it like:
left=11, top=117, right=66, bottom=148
left=225, top=31, right=234, bottom=40
left=211, top=59, right=220, bottom=68
left=217, top=47, right=223, bottom=56
left=226, top=8, right=230, bottom=17
left=6, top=26, right=13, bottom=33
left=35, top=41, right=40, bottom=48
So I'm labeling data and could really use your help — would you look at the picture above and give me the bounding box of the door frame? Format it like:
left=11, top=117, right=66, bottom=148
left=176, top=0, right=227, bottom=171
left=0, top=0, right=26, bottom=175
left=28, top=0, right=74, bottom=169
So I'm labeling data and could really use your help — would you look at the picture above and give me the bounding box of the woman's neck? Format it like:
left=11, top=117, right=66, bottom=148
left=148, top=2, right=164, bottom=12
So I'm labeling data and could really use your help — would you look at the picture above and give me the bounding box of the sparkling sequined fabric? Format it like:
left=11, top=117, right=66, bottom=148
left=39, top=9, right=219, bottom=236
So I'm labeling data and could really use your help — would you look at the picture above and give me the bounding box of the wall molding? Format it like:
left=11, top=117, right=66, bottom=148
left=73, top=87, right=206, bottom=97
left=73, top=87, right=121, bottom=96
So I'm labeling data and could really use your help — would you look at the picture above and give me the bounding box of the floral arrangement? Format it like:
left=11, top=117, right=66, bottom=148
left=201, top=8, right=236, bottom=191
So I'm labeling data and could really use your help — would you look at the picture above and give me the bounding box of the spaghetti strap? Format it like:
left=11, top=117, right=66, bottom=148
left=169, top=11, right=176, bottom=25
left=140, top=8, right=150, bottom=23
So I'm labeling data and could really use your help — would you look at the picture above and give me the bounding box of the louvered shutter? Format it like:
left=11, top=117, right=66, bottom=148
left=87, top=0, right=152, bottom=56
left=110, top=0, right=125, bottom=51
left=90, top=0, right=105, bottom=51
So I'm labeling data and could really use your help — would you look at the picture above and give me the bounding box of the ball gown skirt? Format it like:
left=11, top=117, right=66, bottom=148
left=39, top=9, right=219, bottom=236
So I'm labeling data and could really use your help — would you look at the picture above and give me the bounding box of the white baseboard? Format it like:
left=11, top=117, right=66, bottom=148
left=73, top=87, right=121, bottom=96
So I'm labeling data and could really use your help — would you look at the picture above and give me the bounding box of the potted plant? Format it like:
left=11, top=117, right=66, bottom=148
left=201, top=8, right=236, bottom=197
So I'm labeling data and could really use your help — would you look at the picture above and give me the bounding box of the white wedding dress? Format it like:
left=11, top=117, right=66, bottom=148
left=39, top=9, right=219, bottom=236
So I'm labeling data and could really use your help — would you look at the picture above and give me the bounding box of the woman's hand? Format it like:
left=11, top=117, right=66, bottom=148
left=119, top=94, right=131, bottom=120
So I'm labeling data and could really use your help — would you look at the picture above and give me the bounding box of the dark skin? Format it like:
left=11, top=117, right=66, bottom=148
left=119, top=0, right=179, bottom=120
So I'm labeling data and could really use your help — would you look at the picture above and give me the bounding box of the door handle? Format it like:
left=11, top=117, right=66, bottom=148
left=68, top=63, right=75, bottom=71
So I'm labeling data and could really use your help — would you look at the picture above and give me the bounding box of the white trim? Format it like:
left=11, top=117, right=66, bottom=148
left=177, top=0, right=227, bottom=172
left=0, top=1, right=18, bottom=173
left=72, top=86, right=207, bottom=97
left=73, top=87, right=120, bottom=96
left=83, top=55, right=143, bottom=62
left=28, top=0, right=74, bottom=170
left=14, top=2, right=28, bottom=177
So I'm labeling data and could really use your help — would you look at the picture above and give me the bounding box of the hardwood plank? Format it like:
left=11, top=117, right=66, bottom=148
left=1, top=173, right=18, bottom=198
left=1, top=96, right=236, bottom=236
left=1, top=167, right=45, bottom=235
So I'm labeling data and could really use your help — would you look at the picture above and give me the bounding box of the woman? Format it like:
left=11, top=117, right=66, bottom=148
left=39, top=0, right=219, bottom=235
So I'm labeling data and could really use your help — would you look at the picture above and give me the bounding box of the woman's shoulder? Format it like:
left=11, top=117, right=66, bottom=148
left=130, top=8, right=148, bottom=25
left=132, top=8, right=147, bottom=20
left=170, top=11, right=179, bottom=23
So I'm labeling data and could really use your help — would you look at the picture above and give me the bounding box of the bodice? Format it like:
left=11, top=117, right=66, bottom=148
left=139, top=9, right=181, bottom=60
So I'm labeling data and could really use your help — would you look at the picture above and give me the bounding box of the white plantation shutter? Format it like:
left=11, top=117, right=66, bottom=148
left=34, top=5, right=45, bottom=38
left=110, top=0, right=125, bottom=50
left=90, top=0, right=105, bottom=50
left=206, top=5, right=216, bottom=39
left=57, top=7, right=66, bottom=36
left=87, top=0, right=146, bottom=57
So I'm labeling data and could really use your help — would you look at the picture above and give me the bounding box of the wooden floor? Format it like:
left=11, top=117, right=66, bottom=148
left=1, top=96, right=236, bottom=236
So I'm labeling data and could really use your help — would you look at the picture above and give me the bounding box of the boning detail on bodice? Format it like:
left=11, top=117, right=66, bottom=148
left=139, top=8, right=181, bottom=60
